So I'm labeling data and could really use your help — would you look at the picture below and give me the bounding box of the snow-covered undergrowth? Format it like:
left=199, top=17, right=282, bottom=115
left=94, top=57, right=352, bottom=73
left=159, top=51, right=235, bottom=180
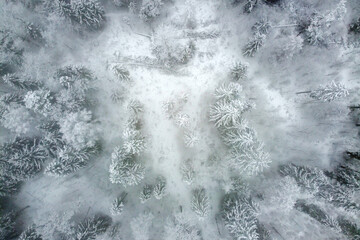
left=0, top=0, right=360, bottom=239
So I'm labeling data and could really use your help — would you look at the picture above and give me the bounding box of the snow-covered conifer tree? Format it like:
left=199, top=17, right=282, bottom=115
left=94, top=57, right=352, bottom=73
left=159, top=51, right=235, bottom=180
left=295, top=200, right=341, bottom=232
left=0, top=175, right=20, bottom=197
left=210, top=82, right=253, bottom=128
left=153, top=176, right=166, bottom=199
left=139, top=184, right=153, bottom=203
left=56, top=0, right=105, bottom=30
left=252, top=20, right=271, bottom=35
left=0, top=137, right=47, bottom=180
left=109, top=147, right=144, bottom=186
left=220, top=125, right=257, bottom=149
left=279, top=163, right=329, bottom=193
left=304, top=0, right=346, bottom=46
left=122, top=128, right=146, bottom=155
left=229, top=142, right=271, bottom=176
left=110, top=192, right=127, bottom=216
left=191, top=188, right=210, bottom=219
left=184, top=130, right=199, bottom=148
left=45, top=146, right=90, bottom=177
left=222, top=194, right=260, bottom=240
left=112, top=65, right=131, bottom=83
left=75, top=215, right=111, bottom=240
left=2, top=73, right=40, bottom=90
left=243, top=33, right=266, bottom=57
left=309, top=81, right=349, bottom=102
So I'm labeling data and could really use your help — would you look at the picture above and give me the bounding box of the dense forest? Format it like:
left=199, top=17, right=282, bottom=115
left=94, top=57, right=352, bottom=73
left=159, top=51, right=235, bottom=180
left=0, top=0, right=359, bottom=239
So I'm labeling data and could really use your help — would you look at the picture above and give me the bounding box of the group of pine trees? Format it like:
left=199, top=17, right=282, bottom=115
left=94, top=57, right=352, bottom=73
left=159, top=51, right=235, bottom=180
left=210, top=62, right=271, bottom=177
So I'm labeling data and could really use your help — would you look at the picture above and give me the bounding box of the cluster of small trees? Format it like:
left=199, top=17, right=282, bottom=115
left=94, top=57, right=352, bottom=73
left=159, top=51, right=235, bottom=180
left=138, top=176, right=167, bottom=203
left=240, top=0, right=348, bottom=59
left=278, top=162, right=360, bottom=239
left=210, top=75, right=271, bottom=177
left=163, top=93, right=199, bottom=148
left=109, top=100, right=146, bottom=187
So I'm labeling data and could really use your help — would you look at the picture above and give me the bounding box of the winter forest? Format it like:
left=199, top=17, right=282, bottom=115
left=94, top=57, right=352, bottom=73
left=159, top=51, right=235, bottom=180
left=0, top=0, right=360, bottom=239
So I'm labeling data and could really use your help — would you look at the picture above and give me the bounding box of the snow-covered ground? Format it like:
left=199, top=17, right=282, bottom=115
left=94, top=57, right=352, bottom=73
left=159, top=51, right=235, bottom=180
left=1, top=0, right=359, bottom=239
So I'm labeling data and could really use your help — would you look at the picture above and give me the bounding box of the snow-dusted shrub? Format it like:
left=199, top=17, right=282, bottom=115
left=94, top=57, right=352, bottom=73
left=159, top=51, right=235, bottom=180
left=309, top=81, right=349, bottom=102
left=153, top=176, right=166, bottom=199
left=184, top=130, right=199, bottom=148
left=244, top=0, right=258, bottom=14
left=252, top=19, right=271, bottom=35
left=24, top=89, right=55, bottom=117
left=163, top=95, right=188, bottom=119
left=110, top=192, right=127, bottom=216
left=230, top=62, right=248, bottom=81
left=109, top=147, right=145, bottom=186
left=139, top=0, right=163, bottom=21
left=59, top=110, right=98, bottom=150
left=139, top=184, right=153, bottom=203
left=175, top=113, right=190, bottom=128
left=130, top=212, right=154, bottom=240
left=191, top=188, right=210, bottom=219
left=128, top=99, right=144, bottom=115
left=180, top=159, right=195, bottom=185
left=110, top=88, right=125, bottom=103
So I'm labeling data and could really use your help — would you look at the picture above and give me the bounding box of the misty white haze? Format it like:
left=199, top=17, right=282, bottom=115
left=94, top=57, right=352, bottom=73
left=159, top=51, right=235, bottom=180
left=0, top=0, right=359, bottom=239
